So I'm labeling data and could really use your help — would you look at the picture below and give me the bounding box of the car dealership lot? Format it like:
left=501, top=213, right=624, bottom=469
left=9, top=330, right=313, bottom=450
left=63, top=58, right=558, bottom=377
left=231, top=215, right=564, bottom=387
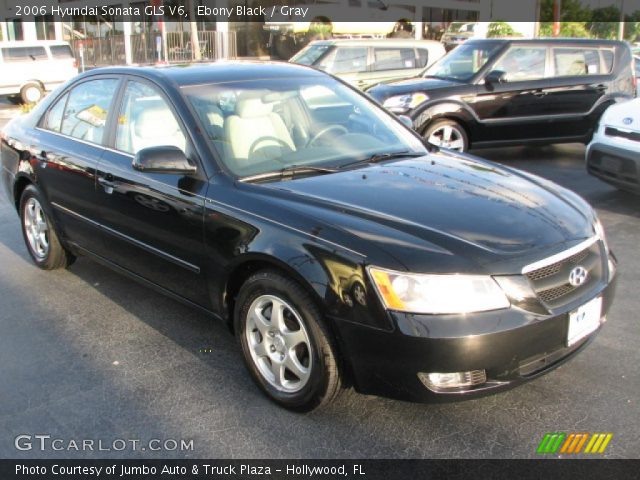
left=0, top=108, right=638, bottom=458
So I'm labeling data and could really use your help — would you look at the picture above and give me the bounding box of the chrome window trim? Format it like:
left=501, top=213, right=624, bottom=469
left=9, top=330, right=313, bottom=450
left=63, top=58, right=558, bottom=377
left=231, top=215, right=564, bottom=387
left=34, top=127, right=135, bottom=158
left=521, top=236, right=599, bottom=275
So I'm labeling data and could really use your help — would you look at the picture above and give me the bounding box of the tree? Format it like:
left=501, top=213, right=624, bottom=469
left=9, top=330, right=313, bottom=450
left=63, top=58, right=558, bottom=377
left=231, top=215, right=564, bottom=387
left=588, top=7, right=620, bottom=39
left=540, top=22, right=591, bottom=38
left=487, top=22, right=521, bottom=38
left=539, top=0, right=591, bottom=22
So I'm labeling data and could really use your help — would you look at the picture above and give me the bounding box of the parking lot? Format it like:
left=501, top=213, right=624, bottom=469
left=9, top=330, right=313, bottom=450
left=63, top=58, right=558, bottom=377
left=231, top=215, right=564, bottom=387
left=0, top=107, right=638, bottom=459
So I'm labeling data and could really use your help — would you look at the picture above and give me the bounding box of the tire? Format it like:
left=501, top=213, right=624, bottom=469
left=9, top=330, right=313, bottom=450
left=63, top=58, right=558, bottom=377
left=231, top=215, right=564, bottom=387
left=423, top=119, right=469, bottom=152
left=19, top=184, right=74, bottom=270
left=20, top=83, right=44, bottom=104
left=234, top=270, right=342, bottom=411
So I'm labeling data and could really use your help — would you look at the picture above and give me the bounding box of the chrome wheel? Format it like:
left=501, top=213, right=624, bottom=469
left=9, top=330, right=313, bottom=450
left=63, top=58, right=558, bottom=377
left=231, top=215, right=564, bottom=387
left=23, top=197, right=49, bottom=259
left=427, top=124, right=466, bottom=151
left=245, top=294, right=312, bottom=393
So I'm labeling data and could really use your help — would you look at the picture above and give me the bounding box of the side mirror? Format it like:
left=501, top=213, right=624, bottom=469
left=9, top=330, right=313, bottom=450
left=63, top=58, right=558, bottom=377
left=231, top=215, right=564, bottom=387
left=132, top=146, right=197, bottom=175
left=485, top=70, right=507, bottom=87
left=397, top=115, right=414, bottom=129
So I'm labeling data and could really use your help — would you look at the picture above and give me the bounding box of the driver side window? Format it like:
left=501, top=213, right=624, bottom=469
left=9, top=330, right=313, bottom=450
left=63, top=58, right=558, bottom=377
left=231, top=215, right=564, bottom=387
left=492, top=47, right=548, bottom=82
left=116, top=81, right=186, bottom=155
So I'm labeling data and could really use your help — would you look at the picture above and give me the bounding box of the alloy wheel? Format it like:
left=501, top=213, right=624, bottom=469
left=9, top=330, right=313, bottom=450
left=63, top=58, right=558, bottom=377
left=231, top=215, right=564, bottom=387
left=427, top=124, right=466, bottom=151
left=245, top=294, right=312, bottom=393
left=23, top=197, right=50, bottom=259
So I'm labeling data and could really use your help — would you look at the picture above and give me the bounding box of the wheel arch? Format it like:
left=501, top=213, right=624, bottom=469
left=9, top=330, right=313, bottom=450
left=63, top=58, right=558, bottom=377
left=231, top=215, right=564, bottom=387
left=414, top=101, right=477, bottom=145
left=13, top=174, right=34, bottom=211
left=220, top=252, right=330, bottom=332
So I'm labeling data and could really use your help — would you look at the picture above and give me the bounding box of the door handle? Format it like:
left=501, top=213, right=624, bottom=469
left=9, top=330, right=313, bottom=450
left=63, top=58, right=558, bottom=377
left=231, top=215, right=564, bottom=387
left=532, top=90, right=547, bottom=98
left=595, top=84, right=607, bottom=93
left=98, top=175, right=116, bottom=194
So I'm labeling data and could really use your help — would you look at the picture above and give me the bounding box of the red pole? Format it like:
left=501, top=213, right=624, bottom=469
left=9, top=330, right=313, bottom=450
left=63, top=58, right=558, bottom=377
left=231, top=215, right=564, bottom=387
left=553, top=0, right=562, bottom=37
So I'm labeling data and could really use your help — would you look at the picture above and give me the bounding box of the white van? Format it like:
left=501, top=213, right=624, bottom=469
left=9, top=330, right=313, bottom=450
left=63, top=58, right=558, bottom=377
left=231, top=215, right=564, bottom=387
left=0, top=41, right=78, bottom=103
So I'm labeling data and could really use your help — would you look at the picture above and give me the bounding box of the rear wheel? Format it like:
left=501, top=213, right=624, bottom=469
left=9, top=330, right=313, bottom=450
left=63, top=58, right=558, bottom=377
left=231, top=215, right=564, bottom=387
left=424, top=119, right=468, bottom=152
left=20, top=185, right=73, bottom=269
left=20, top=83, right=44, bottom=104
left=235, top=270, right=342, bottom=411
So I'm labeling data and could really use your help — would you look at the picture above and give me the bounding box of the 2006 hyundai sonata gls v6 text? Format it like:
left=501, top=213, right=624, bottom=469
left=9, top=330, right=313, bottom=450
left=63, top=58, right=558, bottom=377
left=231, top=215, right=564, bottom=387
left=0, top=63, right=616, bottom=411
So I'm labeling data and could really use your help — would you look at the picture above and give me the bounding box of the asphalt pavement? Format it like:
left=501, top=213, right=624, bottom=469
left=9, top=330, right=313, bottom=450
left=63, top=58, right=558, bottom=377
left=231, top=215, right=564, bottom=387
left=0, top=111, right=638, bottom=458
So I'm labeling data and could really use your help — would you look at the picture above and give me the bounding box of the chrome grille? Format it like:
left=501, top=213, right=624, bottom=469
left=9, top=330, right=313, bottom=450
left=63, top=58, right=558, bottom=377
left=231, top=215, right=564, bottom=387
left=524, top=240, right=604, bottom=309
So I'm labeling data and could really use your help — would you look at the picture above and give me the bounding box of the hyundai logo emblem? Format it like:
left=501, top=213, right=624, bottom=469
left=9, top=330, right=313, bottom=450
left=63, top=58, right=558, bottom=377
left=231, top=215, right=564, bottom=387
left=569, top=266, right=589, bottom=287
left=623, top=117, right=633, bottom=125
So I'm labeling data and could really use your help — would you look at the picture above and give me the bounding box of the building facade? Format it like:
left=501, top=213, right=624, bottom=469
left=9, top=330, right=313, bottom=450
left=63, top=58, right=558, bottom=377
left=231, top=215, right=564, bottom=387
left=0, top=0, right=536, bottom=65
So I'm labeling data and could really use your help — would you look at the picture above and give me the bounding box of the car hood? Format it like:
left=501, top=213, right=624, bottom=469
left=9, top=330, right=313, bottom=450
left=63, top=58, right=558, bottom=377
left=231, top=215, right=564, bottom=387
left=367, top=77, right=461, bottom=102
left=261, top=152, right=595, bottom=271
left=602, top=98, right=640, bottom=132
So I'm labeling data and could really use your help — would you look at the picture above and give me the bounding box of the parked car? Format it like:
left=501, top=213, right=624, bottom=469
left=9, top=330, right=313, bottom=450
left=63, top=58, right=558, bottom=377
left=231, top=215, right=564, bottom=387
left=0, top=40, right=78, bottom=104
left=586, top=98, right=640, bottom=194
left=1, top=62, right=616, bottom=410
left=440, top=22, right=488, bottom=51
left=367, top=38, right=635, bottom=152
left=289, top=39, right=445, bottom=90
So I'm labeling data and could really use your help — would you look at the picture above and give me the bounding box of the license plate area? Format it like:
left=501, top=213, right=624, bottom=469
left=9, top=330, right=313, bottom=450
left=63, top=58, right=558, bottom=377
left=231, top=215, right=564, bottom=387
left=567, top=296, right=602, bottom=347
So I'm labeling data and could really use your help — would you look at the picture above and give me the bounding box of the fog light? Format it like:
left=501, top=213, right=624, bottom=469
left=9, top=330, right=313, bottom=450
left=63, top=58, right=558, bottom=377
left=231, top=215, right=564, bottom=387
left=418, top=370, right=487, bottom=392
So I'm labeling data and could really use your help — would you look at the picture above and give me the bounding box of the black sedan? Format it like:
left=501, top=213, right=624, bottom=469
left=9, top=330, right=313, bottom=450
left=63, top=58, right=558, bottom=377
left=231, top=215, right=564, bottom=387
left=0, top=62, right=616, bottom=411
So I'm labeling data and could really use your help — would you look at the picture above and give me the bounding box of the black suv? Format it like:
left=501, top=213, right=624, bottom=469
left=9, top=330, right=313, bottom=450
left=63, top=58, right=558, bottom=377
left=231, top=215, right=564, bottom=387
left=367, top=39, right=636, bottom=152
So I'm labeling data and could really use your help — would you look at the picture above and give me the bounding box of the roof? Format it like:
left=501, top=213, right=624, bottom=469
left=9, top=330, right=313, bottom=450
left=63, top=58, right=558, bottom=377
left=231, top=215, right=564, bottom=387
left=465, top=38, right=626, bottom=46
left=309, top=39, right=443, bottom=47
left=81, top=60, right=326, bottom=86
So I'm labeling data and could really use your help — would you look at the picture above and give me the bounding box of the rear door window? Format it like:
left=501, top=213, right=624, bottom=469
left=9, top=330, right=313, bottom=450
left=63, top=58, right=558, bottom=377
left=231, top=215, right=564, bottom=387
left=49, top=45, right=74, bottom=59
left=372, top=48, right=417, bottom=71
left=416, top=49, right=429, bottom=68
left=324, top=47, right=368, bottom=74
left=60, top=79, right=119, bottom=144
left=553, top=48, right=603, bottom=76
left=1, top=46, right=47, bottom=62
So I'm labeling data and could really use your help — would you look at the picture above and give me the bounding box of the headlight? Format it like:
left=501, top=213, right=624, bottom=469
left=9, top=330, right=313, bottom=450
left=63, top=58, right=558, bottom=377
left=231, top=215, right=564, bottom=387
left=382, top=93, right=429, bottom=113
left=368, top=267, right=510, bottom=314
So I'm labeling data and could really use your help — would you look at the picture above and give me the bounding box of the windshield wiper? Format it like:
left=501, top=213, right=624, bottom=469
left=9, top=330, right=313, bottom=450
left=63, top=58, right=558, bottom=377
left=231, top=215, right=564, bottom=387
left=339, top=151, right=425, bottom=170
left=241, top=165, right=339, bottom=183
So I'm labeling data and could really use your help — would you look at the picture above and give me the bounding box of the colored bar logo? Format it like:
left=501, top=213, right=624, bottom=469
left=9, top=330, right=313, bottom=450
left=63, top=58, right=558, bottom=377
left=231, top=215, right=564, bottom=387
left=537, top=432, right=613, bottom=455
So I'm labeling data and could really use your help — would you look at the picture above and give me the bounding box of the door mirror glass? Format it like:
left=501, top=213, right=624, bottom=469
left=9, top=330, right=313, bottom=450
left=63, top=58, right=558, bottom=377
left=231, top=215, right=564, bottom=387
left=397, top=115, right=413, bottom=129
left=132, top=146, right=197, bottom=175
left=485, top=70, right=508, bottom=86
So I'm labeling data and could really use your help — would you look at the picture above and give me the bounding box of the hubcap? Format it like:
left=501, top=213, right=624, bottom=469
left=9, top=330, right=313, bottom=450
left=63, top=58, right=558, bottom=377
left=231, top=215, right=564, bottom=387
left=23, top=198, right=50, bottom=259
left=427, top=125, right=465, bottom=151
left=24, top=87, right=41, bottom=103
left=245, top=295, right=312, bottom=393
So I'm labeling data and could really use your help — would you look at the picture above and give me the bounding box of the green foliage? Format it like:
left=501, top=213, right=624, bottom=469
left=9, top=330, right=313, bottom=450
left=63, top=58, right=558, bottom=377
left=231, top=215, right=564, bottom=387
left=539, top=22, right=591, bottom=38
left=487, top=22, right=521, bottom=38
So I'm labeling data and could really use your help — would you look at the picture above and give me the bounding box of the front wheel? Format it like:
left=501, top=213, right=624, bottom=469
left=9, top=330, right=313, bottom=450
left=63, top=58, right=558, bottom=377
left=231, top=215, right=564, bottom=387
left=235, top=270, right=342, bottom=411
left=424, top=119, right=468, bottom=152
left=20, top=185, right=74, bottom=269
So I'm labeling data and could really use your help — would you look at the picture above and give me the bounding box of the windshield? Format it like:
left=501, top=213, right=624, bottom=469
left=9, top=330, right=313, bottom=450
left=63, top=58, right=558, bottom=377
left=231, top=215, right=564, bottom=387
left=290, top=44, right=332, bottom=66
left=183, top=76, right=426, bottom=179
left=423, top=41, right=503, bottom=81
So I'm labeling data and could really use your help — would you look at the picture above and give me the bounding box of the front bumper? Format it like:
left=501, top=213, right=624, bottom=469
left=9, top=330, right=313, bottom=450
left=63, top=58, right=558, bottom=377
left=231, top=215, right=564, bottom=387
left=332, top=271, right=617, bottom=403
left=586, top=141, right=640, bottom=193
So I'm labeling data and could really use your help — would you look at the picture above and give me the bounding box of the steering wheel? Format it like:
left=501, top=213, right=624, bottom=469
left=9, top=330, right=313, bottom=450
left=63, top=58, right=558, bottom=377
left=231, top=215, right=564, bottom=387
left=307, top=125, right=348, bottom=147
left=248, top=137, right=292, bottom=162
